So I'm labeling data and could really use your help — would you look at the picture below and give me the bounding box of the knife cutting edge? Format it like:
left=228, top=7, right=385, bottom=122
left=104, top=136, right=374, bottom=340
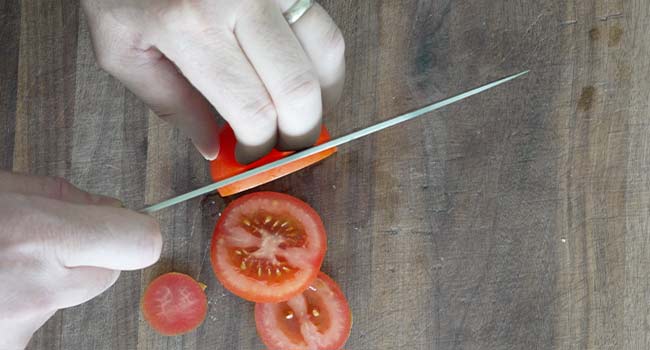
left=142, top=70, right=529, bottom=213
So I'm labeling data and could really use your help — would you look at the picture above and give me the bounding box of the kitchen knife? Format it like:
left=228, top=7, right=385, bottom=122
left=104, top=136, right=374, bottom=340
left=142, top=70, right=528, bottom=213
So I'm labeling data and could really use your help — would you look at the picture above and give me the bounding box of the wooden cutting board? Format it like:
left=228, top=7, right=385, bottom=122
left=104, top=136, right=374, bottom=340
left=1, top=0, right=649, bottom=349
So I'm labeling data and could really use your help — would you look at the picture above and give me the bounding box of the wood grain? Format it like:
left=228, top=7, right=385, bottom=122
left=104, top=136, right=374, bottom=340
left=1, top=0, right=649, bottom=349
left=0, top=0, right=20, bottom=170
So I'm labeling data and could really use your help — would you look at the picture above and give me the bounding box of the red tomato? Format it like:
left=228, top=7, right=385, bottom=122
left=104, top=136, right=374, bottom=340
left=141, top=272, right=208, bottom=336
left=210, top=192, right=327, bottom=303
left=255, top=272, right=352, bottom=350
left=210, top=124, right=336, bottom=197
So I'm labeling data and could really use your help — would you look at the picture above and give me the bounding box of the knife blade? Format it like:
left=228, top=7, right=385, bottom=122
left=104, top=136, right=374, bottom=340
left=142, top=70, right=528, bottom=213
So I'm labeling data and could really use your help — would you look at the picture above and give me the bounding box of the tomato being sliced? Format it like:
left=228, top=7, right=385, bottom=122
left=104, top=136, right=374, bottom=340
left=210, top=192, right=327, bottom=303
left=141, top=272, right=208, bottom=336
left=255, top=272, right=352, bottom=350
left=210, top=124, right=336, bottom=197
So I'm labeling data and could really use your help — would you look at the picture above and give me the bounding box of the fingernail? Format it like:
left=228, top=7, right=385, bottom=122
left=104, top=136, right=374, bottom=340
left=199, top=144, right=219, bottom=161
left=196, top=133, right=220, bottom=161
left=203, top=152, right=218, bottom=161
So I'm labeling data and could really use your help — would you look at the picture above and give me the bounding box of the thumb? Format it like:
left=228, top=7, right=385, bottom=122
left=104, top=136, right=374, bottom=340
left=9, top=193, right=163, bottom=271
left=46, top=198, right=163, bottom=271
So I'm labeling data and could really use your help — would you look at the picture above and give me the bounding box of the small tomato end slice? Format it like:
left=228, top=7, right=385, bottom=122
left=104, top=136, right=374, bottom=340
left=141, top=272, right=208, bottom=336
left=210, top=124, right=336, bottom=197
left=255, top=272, right=352, bottom=350
left=211, top=192, right=327, bottom=303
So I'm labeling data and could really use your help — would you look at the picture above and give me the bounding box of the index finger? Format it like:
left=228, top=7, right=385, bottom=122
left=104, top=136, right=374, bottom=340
left=27, top=196, right=163, bottom=270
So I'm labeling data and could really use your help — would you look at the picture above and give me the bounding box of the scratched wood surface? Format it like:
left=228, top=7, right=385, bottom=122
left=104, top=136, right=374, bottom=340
left=1, top=0, right=649, bottom=349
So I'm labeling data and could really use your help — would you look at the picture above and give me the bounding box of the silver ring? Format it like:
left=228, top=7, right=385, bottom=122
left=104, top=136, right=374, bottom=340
left=283, top=0, right=315, bottom=24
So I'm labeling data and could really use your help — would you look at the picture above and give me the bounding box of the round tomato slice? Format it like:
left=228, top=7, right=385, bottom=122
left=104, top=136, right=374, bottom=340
left=141, top=272, right=208, bottom=336
left=255, top=272, right=352, bottom=350
left=210, top=192, right=327, bottom=303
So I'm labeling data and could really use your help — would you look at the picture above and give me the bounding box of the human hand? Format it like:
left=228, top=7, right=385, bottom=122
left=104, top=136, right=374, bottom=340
left=0, top=171, right=162, bottom=349
left=81, top=0, right=345, bottom=163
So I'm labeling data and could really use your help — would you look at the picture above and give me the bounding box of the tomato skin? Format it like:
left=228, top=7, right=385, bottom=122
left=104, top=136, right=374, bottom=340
left=255, top=272, right=352, bottom=350
left=211, top=192, right=327, bottom=303
left=141, top=272, right=208, bottom=336
left=210, top=124, right=336, bottom=197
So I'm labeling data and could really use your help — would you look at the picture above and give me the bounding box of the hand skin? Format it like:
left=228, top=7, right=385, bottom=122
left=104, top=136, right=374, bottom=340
left=81, top=0, right=346, bottom=163
left=0, top=171, right=162, bottom=349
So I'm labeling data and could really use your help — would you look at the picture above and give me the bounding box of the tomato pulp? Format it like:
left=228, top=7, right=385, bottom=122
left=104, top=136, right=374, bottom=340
left=255, top=272, right=352, bottom=350
left=211, top=192, right=327, bottom=303
left=141, top=272, right=208, bottom=336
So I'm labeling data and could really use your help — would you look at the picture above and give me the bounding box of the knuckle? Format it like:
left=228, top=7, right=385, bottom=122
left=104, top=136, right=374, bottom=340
left=89, top=18, right=147, bottom=75
left=243, top=0, right=270, bottom=16
left=239, top=98, right=278, bottom=127
left=154, top=0, right=213, bottom=33
left=153, top=0, right=189, bottom=25
left=233, top=0, right=266, bottom=17
left=277, top=70, right=321, bottom=102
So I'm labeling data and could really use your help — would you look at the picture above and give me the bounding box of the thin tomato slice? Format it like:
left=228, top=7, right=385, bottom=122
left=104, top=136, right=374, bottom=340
left=141, top=272, right=208, bottom=336
left=210, top=124, right=336, bottom=197
left=210, top=192, right=327, bottom=303
left=255, top=272, right=352, bottom=350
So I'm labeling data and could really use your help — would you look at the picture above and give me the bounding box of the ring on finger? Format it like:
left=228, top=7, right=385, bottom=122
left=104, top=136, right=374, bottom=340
left=283, top=0, right=315, bottom=24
